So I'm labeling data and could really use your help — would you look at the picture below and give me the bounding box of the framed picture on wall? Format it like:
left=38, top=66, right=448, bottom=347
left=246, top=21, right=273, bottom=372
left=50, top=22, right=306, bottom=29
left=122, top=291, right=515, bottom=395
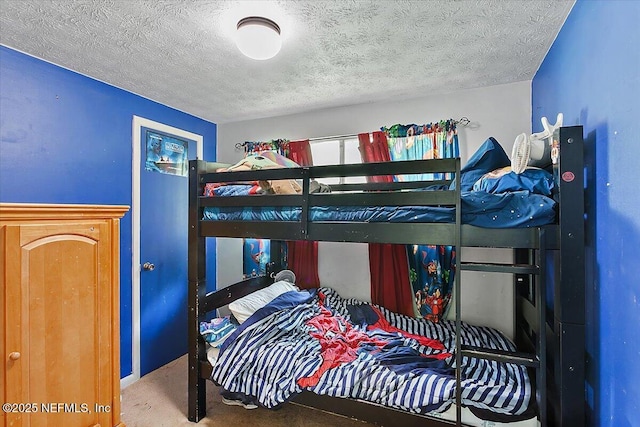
left=243, top=238, right=270, bottom=278
left=145, top=129, right=189, bottom=177
left=242, top=239, right=289, bottom=279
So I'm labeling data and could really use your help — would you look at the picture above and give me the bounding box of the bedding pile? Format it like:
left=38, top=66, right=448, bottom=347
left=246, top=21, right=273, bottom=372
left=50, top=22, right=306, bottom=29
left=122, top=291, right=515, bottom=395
left=202, top=138, right=558, bottom=229
left=206, top=153, right=304, bottom=196
left=207, top=287, right=533, bottom=421
left=200, top=316, right=237, bottom=347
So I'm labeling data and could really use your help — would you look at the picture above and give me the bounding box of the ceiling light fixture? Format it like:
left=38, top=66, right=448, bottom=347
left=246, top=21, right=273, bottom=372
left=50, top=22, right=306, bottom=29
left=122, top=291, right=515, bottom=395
left=235, top=16, right=282, bottom=60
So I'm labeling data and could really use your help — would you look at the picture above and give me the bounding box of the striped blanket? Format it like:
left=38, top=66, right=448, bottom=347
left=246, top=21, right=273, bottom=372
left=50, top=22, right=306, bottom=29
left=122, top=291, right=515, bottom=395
left=210, top=288, right=532, bottom=420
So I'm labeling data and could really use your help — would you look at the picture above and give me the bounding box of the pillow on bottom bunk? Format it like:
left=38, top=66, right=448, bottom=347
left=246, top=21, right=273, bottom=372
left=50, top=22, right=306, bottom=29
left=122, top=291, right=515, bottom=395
left=228, top=280, right=299, bottom=324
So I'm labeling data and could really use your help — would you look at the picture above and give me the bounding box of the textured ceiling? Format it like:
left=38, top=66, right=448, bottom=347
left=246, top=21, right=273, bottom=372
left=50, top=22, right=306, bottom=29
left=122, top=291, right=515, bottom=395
left=0, top=0, right=574, bottom=124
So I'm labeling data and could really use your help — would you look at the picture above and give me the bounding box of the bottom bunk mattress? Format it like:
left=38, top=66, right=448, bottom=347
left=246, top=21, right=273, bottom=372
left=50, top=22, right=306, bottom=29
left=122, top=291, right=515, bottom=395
left=207, top=287, right=535, bottom=422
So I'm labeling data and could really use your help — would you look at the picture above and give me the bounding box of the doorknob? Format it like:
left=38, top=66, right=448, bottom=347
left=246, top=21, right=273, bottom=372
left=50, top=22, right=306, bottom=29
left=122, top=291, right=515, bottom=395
left=142, top=262, right=155, bottom=271
left=9, top=352, right=20, bottom=360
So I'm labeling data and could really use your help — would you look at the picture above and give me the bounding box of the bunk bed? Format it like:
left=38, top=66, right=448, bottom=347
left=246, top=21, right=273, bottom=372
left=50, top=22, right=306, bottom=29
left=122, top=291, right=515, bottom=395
left=187, top=126, right=585, bottom=427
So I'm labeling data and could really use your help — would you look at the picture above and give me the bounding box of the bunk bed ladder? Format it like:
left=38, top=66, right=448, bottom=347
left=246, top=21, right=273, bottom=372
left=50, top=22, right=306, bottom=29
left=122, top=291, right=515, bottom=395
left=459, top=228, right=547, bottom=426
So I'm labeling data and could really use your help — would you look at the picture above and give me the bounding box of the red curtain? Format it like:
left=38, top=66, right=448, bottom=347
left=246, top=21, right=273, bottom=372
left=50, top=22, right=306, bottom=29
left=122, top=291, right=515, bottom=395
left=288, top=139, right=314, bottom=167
left=286, top=139, right=320, bottom=289
left=358, top=132, right=394, bottom=183
left=358, top=132, right=414, bottom=316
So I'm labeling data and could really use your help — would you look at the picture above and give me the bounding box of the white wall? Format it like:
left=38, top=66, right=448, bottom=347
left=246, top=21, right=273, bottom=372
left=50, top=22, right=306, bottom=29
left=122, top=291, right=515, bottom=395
left=216, top=80, right=531, bottom=337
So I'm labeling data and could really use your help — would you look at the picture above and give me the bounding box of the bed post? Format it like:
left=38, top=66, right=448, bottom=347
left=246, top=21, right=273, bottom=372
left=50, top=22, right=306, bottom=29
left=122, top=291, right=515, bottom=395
left=453, top=157, right=462, bottom=425
left=188, top=159, right=207, bottom=422
left=536, top=228, right=547, bottom=427
left=268, top=240, right=284, bottom=274
left=552, top=126, right=585, bottom=426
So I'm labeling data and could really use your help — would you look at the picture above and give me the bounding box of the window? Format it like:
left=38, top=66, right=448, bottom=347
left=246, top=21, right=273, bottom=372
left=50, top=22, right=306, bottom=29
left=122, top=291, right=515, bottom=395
left=343, top=138, right=366, bottom=183
left=310, top=137, right=366, bottom=185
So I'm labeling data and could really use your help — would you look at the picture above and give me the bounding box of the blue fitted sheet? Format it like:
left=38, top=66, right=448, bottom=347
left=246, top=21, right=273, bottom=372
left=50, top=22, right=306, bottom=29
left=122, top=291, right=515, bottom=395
left=202, top=190, right=556, bottom=228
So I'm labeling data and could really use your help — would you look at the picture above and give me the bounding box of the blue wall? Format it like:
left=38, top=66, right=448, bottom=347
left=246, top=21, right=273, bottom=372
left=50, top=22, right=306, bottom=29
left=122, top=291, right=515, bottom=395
left=532, top=1, right=639, bottom=426
left=0, top=46, right=218, bottom=378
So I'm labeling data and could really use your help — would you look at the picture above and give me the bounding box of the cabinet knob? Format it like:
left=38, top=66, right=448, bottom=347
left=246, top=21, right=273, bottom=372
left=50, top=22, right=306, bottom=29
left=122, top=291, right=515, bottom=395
left=142, top=262, right=155, bottom=271
left=9, top=352, right=21, bottom=360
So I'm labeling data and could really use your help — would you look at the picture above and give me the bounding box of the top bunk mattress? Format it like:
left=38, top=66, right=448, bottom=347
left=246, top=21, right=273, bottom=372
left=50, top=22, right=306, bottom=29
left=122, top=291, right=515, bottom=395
left=202, top=189, right=556, bottom=229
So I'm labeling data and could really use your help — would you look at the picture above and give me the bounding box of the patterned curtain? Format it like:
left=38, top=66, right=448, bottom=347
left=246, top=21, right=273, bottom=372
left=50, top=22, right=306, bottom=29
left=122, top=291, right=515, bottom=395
left=383, top=121, right=459, bottom=321
left=241, top=139, right=290, bottom=157
left=384, top=120, right=459, bottom=180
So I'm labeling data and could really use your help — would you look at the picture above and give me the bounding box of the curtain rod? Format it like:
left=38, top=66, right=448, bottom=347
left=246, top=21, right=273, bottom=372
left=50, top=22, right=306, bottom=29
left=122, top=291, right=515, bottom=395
left=235, top=117, right=471, bottom=149
left=235, top=134, right=358, bottom=150
left=307, top=133, right=359, bottom=142
left=307, top=117, right=470, bottom=143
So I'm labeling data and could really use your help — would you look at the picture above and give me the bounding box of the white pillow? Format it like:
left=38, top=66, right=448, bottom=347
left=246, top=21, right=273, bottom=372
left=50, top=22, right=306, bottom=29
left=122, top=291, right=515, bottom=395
left=228, top=280, right=298, bottom=324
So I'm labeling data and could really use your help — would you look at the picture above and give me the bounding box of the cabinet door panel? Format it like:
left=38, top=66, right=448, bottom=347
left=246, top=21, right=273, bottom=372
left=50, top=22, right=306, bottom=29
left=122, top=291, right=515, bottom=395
left=5, top=222, right=113, bottom=427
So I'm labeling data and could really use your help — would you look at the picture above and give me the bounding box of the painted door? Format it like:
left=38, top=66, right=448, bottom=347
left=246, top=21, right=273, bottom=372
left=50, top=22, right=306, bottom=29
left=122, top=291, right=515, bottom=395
left=139, top=125, right=198, bottom=375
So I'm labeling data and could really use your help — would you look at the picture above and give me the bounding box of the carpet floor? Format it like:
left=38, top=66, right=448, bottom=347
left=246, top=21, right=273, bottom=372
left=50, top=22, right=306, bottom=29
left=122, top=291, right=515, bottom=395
left=121, top=354, right=369, bottom=427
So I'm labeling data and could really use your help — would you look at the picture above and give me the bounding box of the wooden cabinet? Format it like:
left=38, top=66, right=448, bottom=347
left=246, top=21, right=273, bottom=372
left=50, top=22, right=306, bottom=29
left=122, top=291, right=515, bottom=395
left=1, top=204, right=129, bottom=427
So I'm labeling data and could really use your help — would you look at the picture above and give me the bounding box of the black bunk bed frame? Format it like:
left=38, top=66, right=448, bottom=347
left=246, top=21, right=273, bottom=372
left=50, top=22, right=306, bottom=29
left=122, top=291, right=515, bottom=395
left=187, top=126, right=585, bottom=427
